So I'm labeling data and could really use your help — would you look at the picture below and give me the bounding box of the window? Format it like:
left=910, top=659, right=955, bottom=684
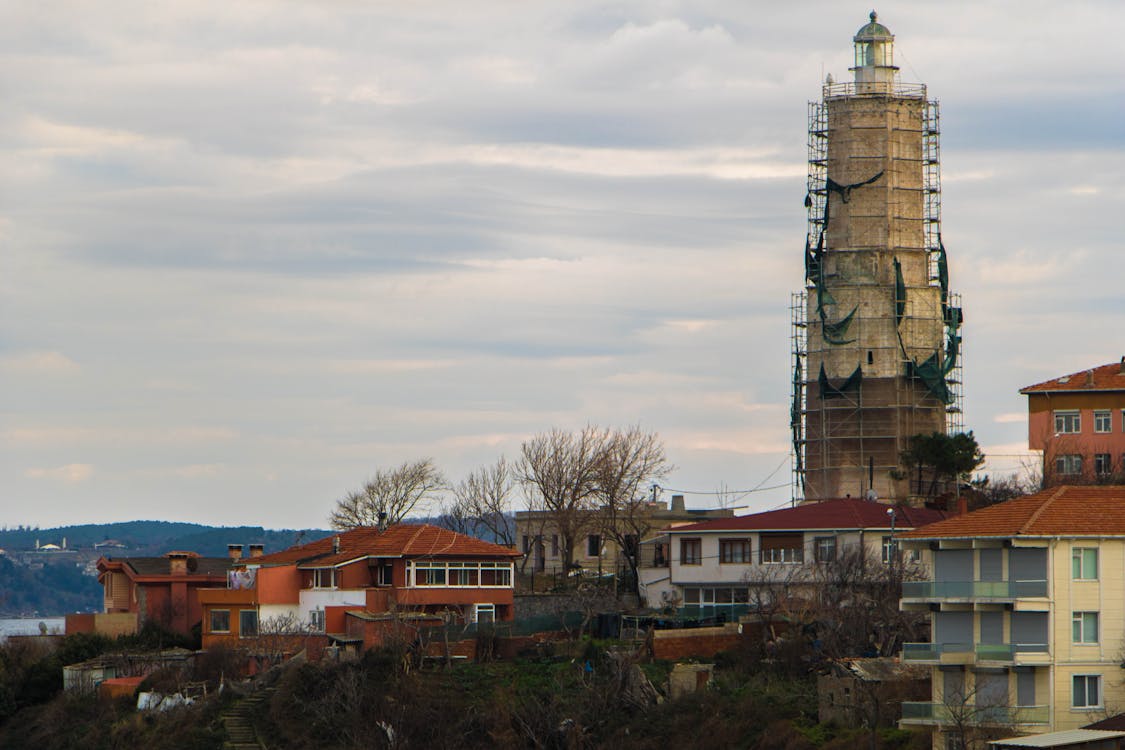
left=1057, top=455, right=1083, bottom=476
left=587, top=534, right=602, bottom=558
left=309, top=609, right=325, bottom=632
left=1095, top=410, right=1112, bottom=433
left=377, top=562, right=394, bottom=586
left=681, top=586, right=749, bottom=611
left=653, top=542, right=668, bottom=567
left=472, top=603, right=496, bottom=624
left=550, top=535, right=559, bottom=558
left=760, top=533, right=803, bottom=564
left=1073, top=675, right=1102, bottom=708
left=410, top=561, right=512, bottom=587
left=882, top=536, right=897, bottom=564
left=416, top=565, right=446, bottom=586
left=311, top=568, right=337, bottom=589
left=1073, top=611, right=1099, bottom=644
left=761, top=546, right=803, bottom=564
left=680, top=538, right=701, bottom=565
left=447, top=563, right=479, bottom=586
left=1055, top=410, right=1081, bottom=434
left=1095, top=454, right=1113, bottom=476
left=1072, top=548, right=1098, bottom=580
left=521, top=535, right=530, bottom=553
left=719, top=539, right=751, bottom=564
left=814, top=537, right=837, bottom=563
left=239, top=610, right=258, bottom=638
left=209, top=609, right=230, bottom=634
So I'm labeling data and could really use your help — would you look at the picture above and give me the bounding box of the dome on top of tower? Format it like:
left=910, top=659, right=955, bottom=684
left=854, top=11, right=893, bottom=42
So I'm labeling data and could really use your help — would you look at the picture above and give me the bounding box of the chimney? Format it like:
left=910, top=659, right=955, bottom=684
left=249, top=544, right=264, bottom=558
left=1119, top=356, right=1124, bottom=375
left=956, top=496, right=968, bottom=516
left=377, top=512, right=388, bottom=532
left=1086, top=369, right=1095, bottom=387
left=333, top=536, right=341, bottom=554
left=167, top=551, right=190, bottom=575
left=671, top=494, right=686, bottom=513
left=227, top=544, right=243, bottom=561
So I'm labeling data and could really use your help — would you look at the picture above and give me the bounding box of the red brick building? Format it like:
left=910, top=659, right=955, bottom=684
left=94, top=551, right=234, bottom=636
left=1021, top=359, right=1125, bottom=485
left=198, top=524, right=521, bottom=653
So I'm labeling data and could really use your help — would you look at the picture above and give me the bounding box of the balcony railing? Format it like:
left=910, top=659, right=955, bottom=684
left=900, top=702, right=1049, bottom=726
left=823, top=81, right=927, bottom=99
left=901, top=580, right=1048, bottom=600
left=902, top=642, right=1049, bottom=663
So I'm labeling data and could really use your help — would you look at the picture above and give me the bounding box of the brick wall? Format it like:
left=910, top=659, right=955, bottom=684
left=651, top=623, right=746, bottom=660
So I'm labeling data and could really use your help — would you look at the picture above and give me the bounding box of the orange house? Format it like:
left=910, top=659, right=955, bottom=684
left=198, top=524, right=522, bottom=652
left=95, top=551, right=234, bottom=637
left=1021, top=359, right=1125, bottom=485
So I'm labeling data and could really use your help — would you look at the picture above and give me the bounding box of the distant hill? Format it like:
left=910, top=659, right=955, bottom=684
left=0, top=520, right=332, bottom=558
left=0, top=521, right=333, bottom=618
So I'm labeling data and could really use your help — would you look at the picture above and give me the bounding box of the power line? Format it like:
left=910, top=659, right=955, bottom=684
left=659, top=483, right=790, bottom=496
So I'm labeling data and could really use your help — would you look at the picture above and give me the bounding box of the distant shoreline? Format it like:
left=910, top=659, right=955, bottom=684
left=0, top=617, right=66, bottom=640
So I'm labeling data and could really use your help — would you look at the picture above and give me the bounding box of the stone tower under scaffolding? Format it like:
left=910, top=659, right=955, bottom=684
left=791, top=13, right=963, bottom=504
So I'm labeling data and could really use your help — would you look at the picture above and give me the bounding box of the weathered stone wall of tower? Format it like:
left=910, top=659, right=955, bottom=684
left=803, top=93, right=946, bottom=502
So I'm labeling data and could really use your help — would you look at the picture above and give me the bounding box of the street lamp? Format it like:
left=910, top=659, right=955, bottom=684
left=886, top=507, right=897, bottom=568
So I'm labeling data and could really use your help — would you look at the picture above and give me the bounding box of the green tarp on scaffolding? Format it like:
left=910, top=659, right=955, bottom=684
left=818, top=363, right=862, bottom=400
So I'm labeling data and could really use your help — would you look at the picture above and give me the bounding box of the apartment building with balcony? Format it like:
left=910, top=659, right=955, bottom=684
left=638, top=497, right=946, bottom=615
left=898, top=486, right=1125, bottom=746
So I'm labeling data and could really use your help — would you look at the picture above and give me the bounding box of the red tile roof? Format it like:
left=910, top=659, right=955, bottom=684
left=1020, top=360, right=1125, bottom=394
left=901, top=486, right=1125, bottom=539
left=249, top=524, right=521, bottom=567
left=667, top=498, right=947, bottom=533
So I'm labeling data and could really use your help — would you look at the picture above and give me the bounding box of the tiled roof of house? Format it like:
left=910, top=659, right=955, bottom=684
left=1019, top=359, right=1125, bottom=394
left=249, top=523, right=522, bottom=567
left=102, top=556, right=234, bottom=578
left=901, top=486, right=1125, bottom=539
left=666, top=498, right=947, bottom=533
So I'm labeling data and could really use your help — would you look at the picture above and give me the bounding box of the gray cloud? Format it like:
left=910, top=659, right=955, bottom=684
left=2, top=1, right=1122, bottom=527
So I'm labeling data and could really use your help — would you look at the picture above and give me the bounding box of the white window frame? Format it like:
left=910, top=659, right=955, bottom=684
left=1073, top=675, right=1102, bottom=709
left=814, top=536, right=837, bottom=563
left=1072, top=548, right=1098, bottom=580
left=1057, top=454, right=1083, bottom=476
left=407, top=561, right=513, bottom=588
left=1073, top=611, right=1099, bottom=644
left=309, top=609, right=325, bottom=632
left=1095, top=454, right=1113, bottom=476
left=761, top=546, right=802, bottom=564
left=472, top=603, right=496, bottom=624
left=882, top=536, right=896, bottom=564
left=1094, top=410, right=1112, bottom=433
left=310, top=567, right=337, bottom=589
left=1055, top=410, right=1081, bottom=434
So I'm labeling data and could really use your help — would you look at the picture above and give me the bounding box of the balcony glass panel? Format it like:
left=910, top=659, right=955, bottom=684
left=901, top=580, right=1048, bottom=599
left=900, top=703, right=1049, bottom=725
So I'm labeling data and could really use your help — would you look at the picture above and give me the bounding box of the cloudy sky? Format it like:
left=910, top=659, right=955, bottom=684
left=3, top=1, right=1124, bottom=530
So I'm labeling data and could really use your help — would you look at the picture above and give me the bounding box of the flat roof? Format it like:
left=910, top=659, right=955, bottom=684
left=991, top=729, right=1125, bottom=748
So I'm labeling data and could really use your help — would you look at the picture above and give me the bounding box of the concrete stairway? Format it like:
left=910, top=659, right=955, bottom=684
left=221, top=688, right=274, bottom=750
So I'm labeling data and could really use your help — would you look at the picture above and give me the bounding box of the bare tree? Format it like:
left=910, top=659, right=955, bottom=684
left=331, top=458, right=448, bottom=530
left=517, top=426, right=609, bottom=572
left=450, top=457, right=517, bottom=546
left=595, top=426, right=673, bottom=593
